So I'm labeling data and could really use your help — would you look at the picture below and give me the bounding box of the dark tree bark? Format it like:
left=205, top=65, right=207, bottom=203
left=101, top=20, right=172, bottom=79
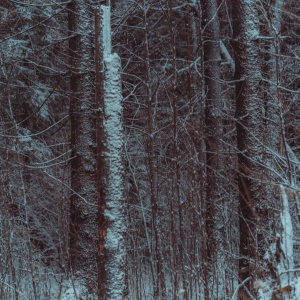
left=232, top=0, right=265, bottom=298
left=202, top=0, right=223, bottom=297
left=68, top=0, right=98, bottom=295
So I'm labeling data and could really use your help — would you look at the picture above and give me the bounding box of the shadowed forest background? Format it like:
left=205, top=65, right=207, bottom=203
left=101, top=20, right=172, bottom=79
left=0, top=0, right=300, bottom=299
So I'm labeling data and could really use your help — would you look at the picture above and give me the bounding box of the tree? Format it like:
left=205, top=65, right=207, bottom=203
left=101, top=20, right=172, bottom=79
left=1, top=0, right=300, bottom=299
left=68, top=2, right=127, bottom=297
left=231, top=0, right=284, bottom=297
left=68, top=0, right=98, bottom=295
left=96, top=5, right=127, bottom=299
left=232, top=0, right=262, bottom=297
left=202, top=0, right=224, bottom=297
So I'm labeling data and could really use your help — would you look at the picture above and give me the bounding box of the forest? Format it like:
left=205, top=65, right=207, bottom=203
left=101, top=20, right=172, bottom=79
left=0, top=0, right=300, bottom=299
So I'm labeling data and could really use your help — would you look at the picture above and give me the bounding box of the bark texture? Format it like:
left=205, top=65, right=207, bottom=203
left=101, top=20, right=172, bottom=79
left=202, top=0, right=223, bottom=298
left=97, top=6, right=127, bottom=299
left=103, top=52, right=127, bottom=300
left=232, top=0, right=262, bottom=297
left=68, top=0, right=98, bottom=294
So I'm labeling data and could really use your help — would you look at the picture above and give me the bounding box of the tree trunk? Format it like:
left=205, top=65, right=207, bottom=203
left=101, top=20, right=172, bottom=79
left=232, top=0, right=262, bottom=298
left=68, top=0, right=98, bottom=295
left=96, top=5, right=127, bottom=299
left=202, top=0, right=223, bottom=297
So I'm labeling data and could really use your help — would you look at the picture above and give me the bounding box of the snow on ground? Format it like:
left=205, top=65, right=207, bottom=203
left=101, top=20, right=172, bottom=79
left=295, top=276, right=300, bottom=299
left=58, top=280, right=84, bottom=300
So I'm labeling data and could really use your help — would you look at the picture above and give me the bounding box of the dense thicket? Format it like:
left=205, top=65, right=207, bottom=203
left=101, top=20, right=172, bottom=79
left=0, top=0, right=300, bottom=299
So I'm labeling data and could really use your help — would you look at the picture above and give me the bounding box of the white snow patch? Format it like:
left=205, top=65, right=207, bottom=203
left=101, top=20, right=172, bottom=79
left=101, top=5, right=111, bottom=58
left=295, top=277, right=300, bottom=299
left=279, top=185, right=294, bottom=287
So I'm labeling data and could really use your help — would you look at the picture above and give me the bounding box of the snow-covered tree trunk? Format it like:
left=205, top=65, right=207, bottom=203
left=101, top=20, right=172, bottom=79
left=96, top=5, right=127, bottom=300
left=68, top=0, right=98, bottom=295
left=102, top=52, right=126, bottom=300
